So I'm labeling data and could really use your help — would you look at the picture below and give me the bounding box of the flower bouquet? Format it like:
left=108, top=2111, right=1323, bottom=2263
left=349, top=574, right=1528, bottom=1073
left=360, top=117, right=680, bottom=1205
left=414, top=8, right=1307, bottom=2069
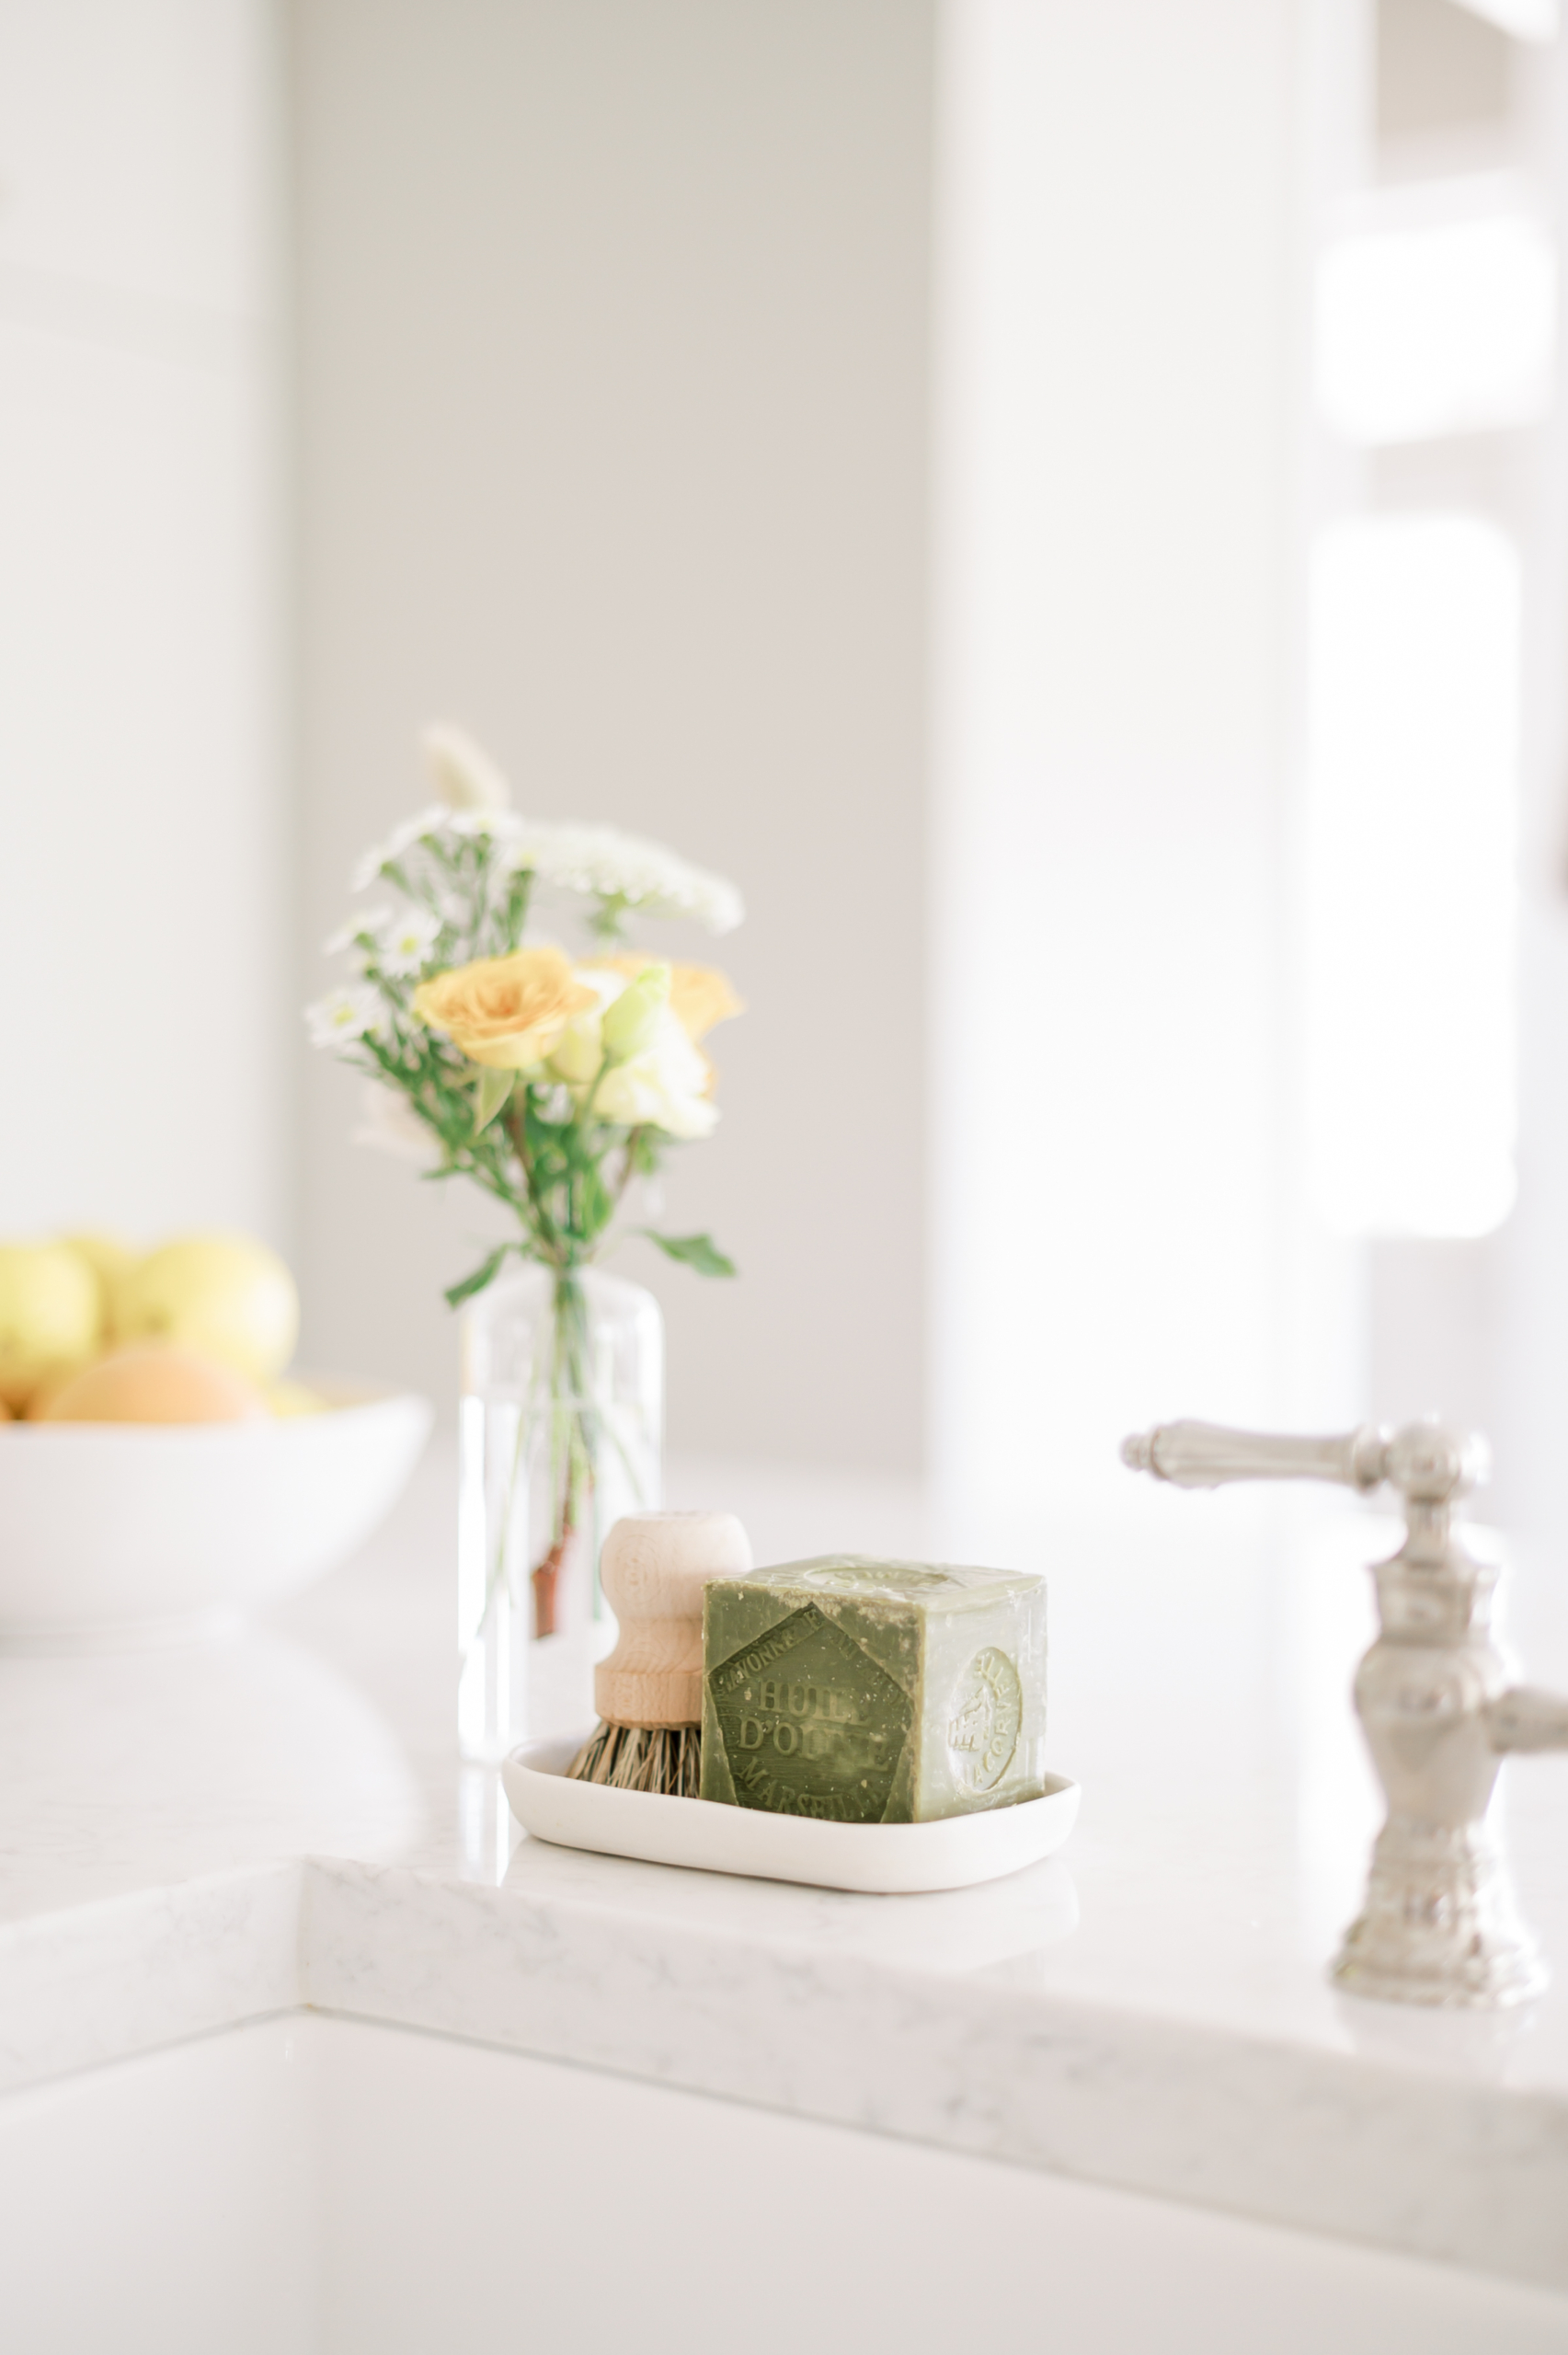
left=308, top=728, right=743, bottom=1757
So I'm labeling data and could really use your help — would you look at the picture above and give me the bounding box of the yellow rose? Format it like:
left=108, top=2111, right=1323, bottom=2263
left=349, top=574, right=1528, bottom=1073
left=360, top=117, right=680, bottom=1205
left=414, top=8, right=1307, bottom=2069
left=411, top=948, right=597, bottom=1070
left=589, top=956, right=743, bottom=1044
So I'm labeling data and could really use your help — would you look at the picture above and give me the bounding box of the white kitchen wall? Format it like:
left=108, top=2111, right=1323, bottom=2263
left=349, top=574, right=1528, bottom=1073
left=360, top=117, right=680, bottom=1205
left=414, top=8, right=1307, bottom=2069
left=931, top=0, right=1302, bottom=1535
left=0, top=0, right=289, bottom=1248
left=16, top=0, right=1563, bottom=1526
left=290, top=0, right=935, bottom=1470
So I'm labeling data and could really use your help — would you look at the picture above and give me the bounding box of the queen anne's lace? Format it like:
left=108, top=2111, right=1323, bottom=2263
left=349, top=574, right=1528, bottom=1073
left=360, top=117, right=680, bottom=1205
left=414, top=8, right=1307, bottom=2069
left=503, top=822, right=742, bottom=933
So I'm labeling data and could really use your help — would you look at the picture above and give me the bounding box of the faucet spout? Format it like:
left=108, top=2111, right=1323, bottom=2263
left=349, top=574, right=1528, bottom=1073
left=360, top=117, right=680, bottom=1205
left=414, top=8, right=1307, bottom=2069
left=1486, top=1687, right=1568, bottom=1755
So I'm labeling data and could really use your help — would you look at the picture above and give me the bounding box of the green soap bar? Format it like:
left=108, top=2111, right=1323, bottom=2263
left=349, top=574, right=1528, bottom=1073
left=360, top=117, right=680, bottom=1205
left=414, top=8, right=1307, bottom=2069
left=701, top=1556, right=1046, bottom=1824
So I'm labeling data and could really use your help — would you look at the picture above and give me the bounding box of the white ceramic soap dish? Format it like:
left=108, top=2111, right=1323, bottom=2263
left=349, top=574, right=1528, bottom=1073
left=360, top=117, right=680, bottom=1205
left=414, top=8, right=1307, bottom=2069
left=502, top=1733, right=1079, bottom=1894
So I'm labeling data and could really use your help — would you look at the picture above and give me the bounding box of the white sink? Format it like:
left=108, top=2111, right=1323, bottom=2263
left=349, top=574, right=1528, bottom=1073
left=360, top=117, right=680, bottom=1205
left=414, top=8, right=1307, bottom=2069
left=3, top=2013, right=1565, bottom=2355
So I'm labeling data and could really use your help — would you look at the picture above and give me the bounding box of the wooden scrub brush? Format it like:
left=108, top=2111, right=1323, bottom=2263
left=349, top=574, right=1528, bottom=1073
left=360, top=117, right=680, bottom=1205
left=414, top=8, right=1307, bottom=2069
left=567, top=1511, right=752, bottom=1797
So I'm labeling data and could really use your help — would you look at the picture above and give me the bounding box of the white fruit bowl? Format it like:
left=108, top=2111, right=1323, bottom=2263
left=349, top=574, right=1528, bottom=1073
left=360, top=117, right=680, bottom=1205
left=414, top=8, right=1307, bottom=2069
left=0, top=1379, right=432, bottom=1648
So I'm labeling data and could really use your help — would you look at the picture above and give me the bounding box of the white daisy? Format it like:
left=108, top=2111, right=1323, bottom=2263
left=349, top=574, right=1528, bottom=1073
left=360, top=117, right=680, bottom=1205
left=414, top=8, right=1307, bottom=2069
left=324, top=904, right=393, bottom=958
left=305, top=987, right=386, bottom=1051
left=378, top=905, right=443, bottom=976
left=447, top=806, right=524, bottom=844
left=350, top=806, right=447, bottom=891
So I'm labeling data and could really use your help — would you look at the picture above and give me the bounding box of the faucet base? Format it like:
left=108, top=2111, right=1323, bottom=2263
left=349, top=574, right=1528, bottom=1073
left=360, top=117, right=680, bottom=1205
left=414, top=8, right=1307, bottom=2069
left=1331, top=1817, right=1547, bottom=2010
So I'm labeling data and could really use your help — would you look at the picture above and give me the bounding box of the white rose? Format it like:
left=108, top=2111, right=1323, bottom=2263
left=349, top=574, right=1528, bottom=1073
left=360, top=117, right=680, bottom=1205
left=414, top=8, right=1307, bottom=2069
left=545, top=968, right=620, bottom=1086
left=593, top=1008, right=719, bottom=1139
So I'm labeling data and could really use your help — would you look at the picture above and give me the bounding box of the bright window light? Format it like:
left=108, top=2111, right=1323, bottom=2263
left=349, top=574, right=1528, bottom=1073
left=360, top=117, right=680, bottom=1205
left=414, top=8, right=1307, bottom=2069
left=1304, top=515, right=1518, bottom=1239
left=1316, top=210, right=1556, bottom=444
left=1453, top=0, right=1559, bottom=40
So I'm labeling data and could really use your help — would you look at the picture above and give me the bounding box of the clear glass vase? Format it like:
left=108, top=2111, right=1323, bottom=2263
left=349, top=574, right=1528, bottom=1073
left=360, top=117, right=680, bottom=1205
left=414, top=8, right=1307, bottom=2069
left=457, top=1263, right=663, bottom=1763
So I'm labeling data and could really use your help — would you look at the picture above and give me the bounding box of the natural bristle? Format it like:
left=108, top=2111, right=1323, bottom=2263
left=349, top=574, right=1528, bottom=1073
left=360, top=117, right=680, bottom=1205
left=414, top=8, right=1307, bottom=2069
left=567, top=1720, right=702, bottom=1798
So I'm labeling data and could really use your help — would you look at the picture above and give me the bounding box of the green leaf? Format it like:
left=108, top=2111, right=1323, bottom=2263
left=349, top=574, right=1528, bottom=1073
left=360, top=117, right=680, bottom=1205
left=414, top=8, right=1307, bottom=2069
left=472, top=1067, right=516, bottom=1134
left=580, top=1167, right=614, bottom=1241
left=637, top=1230, right=738, bottom=1279
left=444, top=1245, right=512, bottom=1309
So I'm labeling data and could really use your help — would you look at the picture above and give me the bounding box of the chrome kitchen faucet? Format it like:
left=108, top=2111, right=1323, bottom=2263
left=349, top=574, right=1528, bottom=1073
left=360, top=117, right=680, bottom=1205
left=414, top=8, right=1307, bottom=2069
left=1123, top=1419, right=1568, bottom=2008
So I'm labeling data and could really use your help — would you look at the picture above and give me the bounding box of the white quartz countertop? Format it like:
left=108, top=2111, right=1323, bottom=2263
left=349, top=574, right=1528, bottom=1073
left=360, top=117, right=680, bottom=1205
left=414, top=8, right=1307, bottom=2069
left=4, top=1443, right=1568, bottom=2293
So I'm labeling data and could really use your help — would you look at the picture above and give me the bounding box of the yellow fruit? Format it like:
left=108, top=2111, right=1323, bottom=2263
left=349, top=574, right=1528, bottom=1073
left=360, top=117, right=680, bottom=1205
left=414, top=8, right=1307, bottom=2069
left=60, top=1231, right=139, bottom=1323
left=0, top=1244, right=103, bottom=1410
left=40, top=1343, right=267, bottom=1425
left=266, top=1378, right=328, bottom=1419
left=20, top=1360, right=97, bottom=1419
left=111, top=1232, right=299, bottom=1382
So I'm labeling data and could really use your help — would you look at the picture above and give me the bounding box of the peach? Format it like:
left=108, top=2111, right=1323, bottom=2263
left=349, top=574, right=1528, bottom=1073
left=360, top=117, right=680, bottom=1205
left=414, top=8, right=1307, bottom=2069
left=39, top=1343, right=268, bottom=1426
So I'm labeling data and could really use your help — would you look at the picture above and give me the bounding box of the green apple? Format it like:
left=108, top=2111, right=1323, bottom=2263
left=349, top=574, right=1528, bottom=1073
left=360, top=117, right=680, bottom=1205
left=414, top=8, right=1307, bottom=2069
left=59, top=1230, right=139, bottom=1323
left=0, top=1244, right=103, bottom=1408
left=112, top=1233, right=299, bottom=1383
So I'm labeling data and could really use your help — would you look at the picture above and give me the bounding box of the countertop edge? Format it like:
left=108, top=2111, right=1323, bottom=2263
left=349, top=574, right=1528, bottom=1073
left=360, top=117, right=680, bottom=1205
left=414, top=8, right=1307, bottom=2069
left=0, top=1859, right=302, bottom=2096
left=5, top=1849, right=1566, bottom=2296
left=296, top=1856, right=1568, bottom=2295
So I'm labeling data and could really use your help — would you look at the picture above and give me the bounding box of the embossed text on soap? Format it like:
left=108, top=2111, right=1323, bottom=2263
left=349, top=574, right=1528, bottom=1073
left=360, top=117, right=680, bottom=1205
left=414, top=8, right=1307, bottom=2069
left=709, top=1603, right=913, bottom=1822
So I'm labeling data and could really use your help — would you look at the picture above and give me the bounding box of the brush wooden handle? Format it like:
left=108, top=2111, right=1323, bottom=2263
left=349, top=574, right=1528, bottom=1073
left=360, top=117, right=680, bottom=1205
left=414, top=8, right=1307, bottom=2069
left=595, top=1511, right=753, bottom=1729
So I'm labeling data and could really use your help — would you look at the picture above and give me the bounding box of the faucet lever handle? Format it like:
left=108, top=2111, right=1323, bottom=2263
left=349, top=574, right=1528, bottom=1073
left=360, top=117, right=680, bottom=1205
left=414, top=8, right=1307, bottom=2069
left=1123, top=1417, right=1488, bottom=1507
left=1121, top=1419, right=1389, bottom=1493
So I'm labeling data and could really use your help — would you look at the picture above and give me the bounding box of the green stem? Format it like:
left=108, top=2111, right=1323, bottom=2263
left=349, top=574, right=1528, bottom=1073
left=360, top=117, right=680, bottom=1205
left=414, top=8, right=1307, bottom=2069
left=536, top=1270, right=595, bottom=1632
left=579, top=1052, right=611, bottom=1128
left=612, top=1127, right=646, bottom=1213
left=502, top=869, right=533, bottom=953
left=505, top=1099, right=567, bottom=1265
